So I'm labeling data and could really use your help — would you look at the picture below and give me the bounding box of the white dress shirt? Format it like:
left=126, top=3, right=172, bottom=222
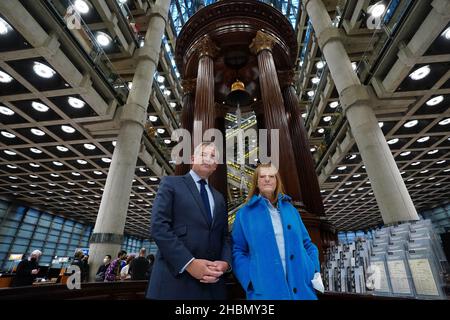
left=264, top=197, right=287, bottom=276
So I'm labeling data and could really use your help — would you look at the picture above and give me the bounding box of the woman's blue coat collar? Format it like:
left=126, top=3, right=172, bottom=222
left=247, top=193, right=292, bottom=207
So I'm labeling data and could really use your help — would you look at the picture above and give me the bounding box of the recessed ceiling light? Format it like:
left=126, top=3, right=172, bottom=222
left=428, top=177, right=435, bottom=180
left=67, top=181, right=75, bottom=185
left=159, top=84, right=165, bottom=90
left=438, top=118, right=450, bottom=125
left=345, top=182, right=352, bottom=186
left=101, top=157, right=112, bottom=163
left=149, top=115, right=158, bottom=122
left=0, top=70, right=13, bottom=83
left=29, top=184, right=37, bottom=188
left=30, top=147, right=42, bottom=154
left=435, top=183, right=441, bottom=186
left=93, top=170, right=103, bottom=175
left=84, top=143, right=96, bottom=150
left=318, top=128, right=324, bottom=134
left=0, top=17, right=11, bottom=35
left=436, top=160, right=446, bottom=164
left=138, top=186, right=145, bottom=190
left=11, top=185, right=18, bottom=188
left=64, top=190, right=71, bottom=193
left=53, top=161, right=63, bottom=166
left=164, top=139, right=172, bottom=144
left=357, top=187, right=364, bottom=191
left=329, top=101, right=339, bottom=109
left=369, top=2, right=386, bottom=18
left=57, top=146, right=69, bottom=152
left=404, top=120, right=418, bottom=128
left=411, top=161, right=421, bottom=166
left=301, top=113, right=307, bottom=118
left=96, top=32, right=112, bottom=47
left=316, top=61, right=325, bottom=69
left=349, top=154, right=357, bottom=160
left=157, top=128, right=165, bottom=134
left=417, top=136, right=430, bottom=143
left=310, top=147, right=316, bottom=152
left=338, top=189, right=344, bottom=192
left=378, top=122, right=384, bottom=128
left=157, top=75, right=165, bottom=83
left=426, top=95, right=444, bottom=106
left=0, top=106, right=14, bottom=115
left=30, top=163, right=40, bottom=168
left=72, top=172, right=81, bottom=176
left=61, top=125, right=75, bottom=133
left=351, top=62, right=357, bottom=70
left=169, top=102, right=177, bottom=108
left=50, top=173, right=59, bottom=177
left=74, top=0, right=90, bottom=14
left=307, top=90, right=315, bottom=97
left=420, top=170, right=429, bottom=174
left=77, top=159, right=87, bottom=165
left=128, top=82, right=133, bottom=89
left=331, top=175, right=339, bottom=179
left=442, top=26, right=450, bottom=40
left=9, top=176, right=18, bottom=180
left=68, top=97, right=85, bottom=109
left=1, top=131, right=15, bottom=138
left=400, top=151, right=411, bottom=156
left=29, top=174, right=38, bottom=179
left=323, top=116, right=332, bottom=122
left=139, top=167, right=146, bottom=173
left=311, top=77, right=320, bottom=84
left=409, top=65, right=430, bottom=80
left=407, top=178, right=414, bottom=182
left=353, top=174, right=361, bottom=178
left=338, top=166, right=347, bottom=170
left=444, top=168, right=450, bottom=172
left=31, top=101, right=49, bottom=112
left=387, top=138, right=399, bottom=144
left=112, top=140, right=117, bottom=147
left=427, top=149, right=439, bottom=155
left=7, top=164, right=17, bottom=169
left=4, top=150, right=16, bottom=156
left=33, top=62, right=56, bottom=78
left=163, top=89, right=171, bottom=96
left=30, top=128, right=45, bottom=136
left=150, top=177, right=158, bottom=181
left=87, top=181, right=95, bottom=184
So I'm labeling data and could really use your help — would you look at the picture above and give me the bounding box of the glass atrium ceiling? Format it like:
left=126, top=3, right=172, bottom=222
left=169, top=0, right=301, bottom=35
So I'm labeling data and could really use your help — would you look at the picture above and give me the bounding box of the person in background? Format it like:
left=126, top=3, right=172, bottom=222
left=70, top=251, right=87, bottom=282
left=129, top=248, right=150, bottom=280
left=81, top=254, right=90, bottom=282
left=120, top=255, right=135, bottom=280
left=232, top=163, right=321, bottom=300
left=146, top=254, right=155, bottom=280
left=95, top=255, right=111, bottom=282
left=11, top=250, right=42, bottom=287
left=104, top=250, right=127, bottom=282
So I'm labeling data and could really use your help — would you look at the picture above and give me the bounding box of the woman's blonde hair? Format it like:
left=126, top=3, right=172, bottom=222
left=246, top=163, right=285, bottom=202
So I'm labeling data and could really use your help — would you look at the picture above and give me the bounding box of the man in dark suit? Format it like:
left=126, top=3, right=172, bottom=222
left=146, top=142, right=231, bottom=299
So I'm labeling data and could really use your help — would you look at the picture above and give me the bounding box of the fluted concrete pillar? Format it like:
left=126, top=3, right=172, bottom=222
left=88, top=0, right=170, bottom=281
left=250, top=30, right=302, bottom=203
left=305, top=0, right=419, bottom=224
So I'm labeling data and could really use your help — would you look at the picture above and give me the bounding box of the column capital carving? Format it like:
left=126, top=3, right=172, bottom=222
left=181, top=78, right=197, bottom=95
left=278, top=69, right=296, bottom=88
left=249, top=30, right=277, bottom=55
left=194, top=35, right=219, bottom=58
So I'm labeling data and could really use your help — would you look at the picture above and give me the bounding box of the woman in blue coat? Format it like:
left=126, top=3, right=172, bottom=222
left=232, top=163, right=320, bottom=300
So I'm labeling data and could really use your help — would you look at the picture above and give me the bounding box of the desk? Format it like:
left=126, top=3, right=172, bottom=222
left=0, top=275, right=13, bottom=288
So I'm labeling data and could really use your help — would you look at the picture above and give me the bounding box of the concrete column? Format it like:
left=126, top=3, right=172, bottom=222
left=305, top=0, right=419, bottom=224
left=88, top=0, right=170, bottom=281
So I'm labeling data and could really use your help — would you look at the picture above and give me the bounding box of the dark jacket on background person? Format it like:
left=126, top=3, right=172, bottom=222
left=95, top=263, right=110, bottom=282
left=129, top=256, right=150, bottom=280
left=71, top=258, right=88, bottom=282
left=11, top=258, right=39, bottom=287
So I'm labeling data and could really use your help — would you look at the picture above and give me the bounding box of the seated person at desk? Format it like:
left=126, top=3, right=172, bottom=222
left=11, top=250, right=42, bottom=287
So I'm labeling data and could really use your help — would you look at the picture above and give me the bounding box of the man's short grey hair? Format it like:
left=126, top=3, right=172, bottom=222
left=193, top=142, right=220, bottom=159
left=31, top=250, right=42, bottom=256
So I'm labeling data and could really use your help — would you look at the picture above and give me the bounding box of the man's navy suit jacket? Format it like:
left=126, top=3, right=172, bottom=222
left=146, top=173, right=231, bottom=299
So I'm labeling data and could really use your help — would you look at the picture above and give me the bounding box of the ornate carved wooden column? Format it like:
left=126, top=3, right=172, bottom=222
left=175, top=78, right=196, bottom=175
left=249, top=30, right=302, bottom=203
left=193, top=35, right=218, bottom=137
left=279, top=70, right=325, bottom=216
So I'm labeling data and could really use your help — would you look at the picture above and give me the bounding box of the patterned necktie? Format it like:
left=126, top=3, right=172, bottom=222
left=198, top=179, right=212, bottom=224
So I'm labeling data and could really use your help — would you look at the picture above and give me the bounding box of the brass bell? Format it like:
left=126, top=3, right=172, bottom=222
left=226, top=79, right=251, bottom=107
